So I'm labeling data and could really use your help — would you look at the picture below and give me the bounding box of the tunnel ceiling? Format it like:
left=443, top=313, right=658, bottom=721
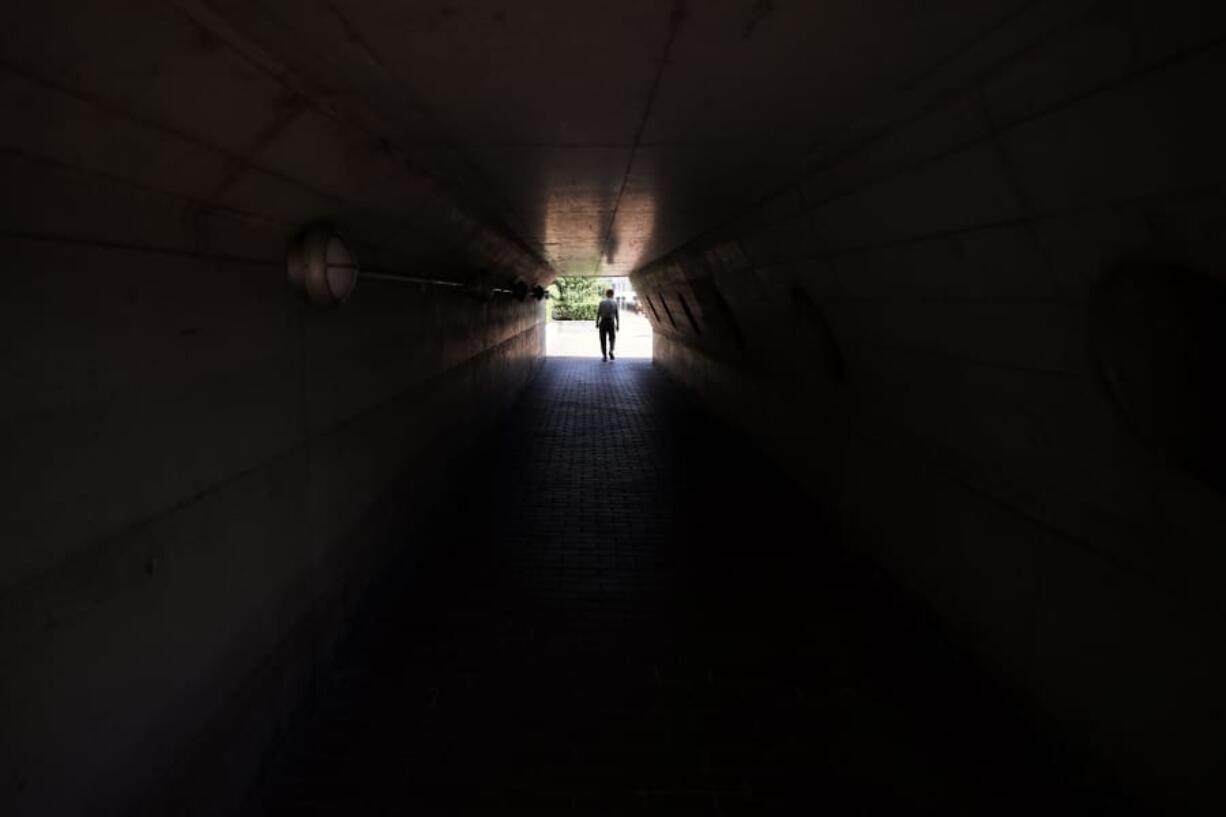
left=192, top=0, right=1029, bottom=278
left=4, top=0, right=1029, bottom=281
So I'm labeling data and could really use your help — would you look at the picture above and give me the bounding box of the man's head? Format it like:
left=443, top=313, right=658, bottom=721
left=606, top=289, right=615, bottom=298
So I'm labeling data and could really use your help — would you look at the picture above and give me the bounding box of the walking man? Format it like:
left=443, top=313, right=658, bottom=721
left=596, top=288, right=619, bottom=361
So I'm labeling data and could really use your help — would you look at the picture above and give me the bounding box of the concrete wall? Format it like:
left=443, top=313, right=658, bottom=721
left=0, top=242, right=542, bottom=817
left=633, top=2, right=1226, bottom=812
left=0, top=2, right=547, bottom=814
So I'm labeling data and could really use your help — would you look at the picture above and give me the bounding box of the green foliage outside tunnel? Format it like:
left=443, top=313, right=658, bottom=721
left=549, top=276, right=606, bottom=321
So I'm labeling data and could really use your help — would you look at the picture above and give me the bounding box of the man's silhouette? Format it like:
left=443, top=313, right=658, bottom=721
left=596, top=288, right=619, bottom=361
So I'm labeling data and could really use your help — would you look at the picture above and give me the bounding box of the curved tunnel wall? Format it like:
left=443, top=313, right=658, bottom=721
left=633, top=2, right=1226, bottom=811
left=1, top=257, right=542, bottom=815
left=0, top=2, right=547, bottom=813
left=3, top=0, right=1226, bottom=814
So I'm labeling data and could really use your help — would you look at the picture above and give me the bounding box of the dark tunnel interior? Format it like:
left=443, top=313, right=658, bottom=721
left=2, top=1, right=1226, bottom=815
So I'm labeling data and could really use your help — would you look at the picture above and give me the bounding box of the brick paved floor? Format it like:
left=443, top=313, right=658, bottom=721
left=250, top=359, right=1091, bottom=815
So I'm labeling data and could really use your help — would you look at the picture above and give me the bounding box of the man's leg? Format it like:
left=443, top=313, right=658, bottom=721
left=608, top=327, right=616, bottom=359
left=599, top=323, right=609, bottom=358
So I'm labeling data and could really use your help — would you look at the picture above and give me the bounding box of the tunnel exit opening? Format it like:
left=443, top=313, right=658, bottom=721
left=545, top=276, right=653, bottom=360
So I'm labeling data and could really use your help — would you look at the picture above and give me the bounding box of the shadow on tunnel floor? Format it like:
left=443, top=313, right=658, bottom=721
left=246, top=359, right=1116, bottom=816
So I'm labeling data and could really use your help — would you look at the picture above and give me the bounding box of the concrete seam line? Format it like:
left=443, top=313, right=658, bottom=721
left=595, top=0, right=688, bottom=275
left=0, top=326, right=541, bottom=605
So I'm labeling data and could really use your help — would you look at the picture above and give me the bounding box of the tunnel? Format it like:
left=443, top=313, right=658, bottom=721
left=2, top=1, right=1225, bottom=814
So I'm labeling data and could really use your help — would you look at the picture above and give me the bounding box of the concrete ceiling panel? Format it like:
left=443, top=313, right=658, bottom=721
left=2, top=0, right=1036, bottom=279
left=321, top=0, right=671, bottom=147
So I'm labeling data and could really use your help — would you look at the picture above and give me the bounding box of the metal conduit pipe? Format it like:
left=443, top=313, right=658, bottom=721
left=288, top=226, right=547, bottom=304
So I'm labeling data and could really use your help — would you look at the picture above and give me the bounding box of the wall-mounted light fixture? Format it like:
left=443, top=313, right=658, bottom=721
left=287, top=227, right=359, bottom=306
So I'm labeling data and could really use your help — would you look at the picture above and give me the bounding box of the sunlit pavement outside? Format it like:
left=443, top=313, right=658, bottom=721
left=546, top=310, right=653, bottom=358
